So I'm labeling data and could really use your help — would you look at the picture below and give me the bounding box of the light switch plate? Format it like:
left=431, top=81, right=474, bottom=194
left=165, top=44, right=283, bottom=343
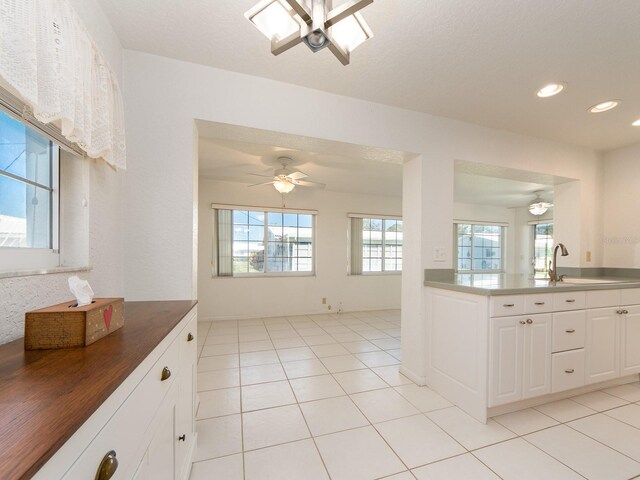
left=433, top=247, right=447, bottom=262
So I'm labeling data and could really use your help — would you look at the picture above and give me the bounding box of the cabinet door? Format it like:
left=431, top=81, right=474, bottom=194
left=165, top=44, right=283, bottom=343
left=147, top=391, right=177, bottom=480
left=523, top=314, right=552, bottom=398
left=489, top=316, right=524, bottom=406
left=176, top=359, right=196, bottom=479
left=620, top=305, right=640, bottom=375
left=586, top=308, right=619, bottom=384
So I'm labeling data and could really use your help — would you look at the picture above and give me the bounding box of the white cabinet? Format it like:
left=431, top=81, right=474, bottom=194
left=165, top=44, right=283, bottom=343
left=489, top=313, right=551, bottom=406
left=585, top=307, right=619, bottom=384
left=620, top=305, right=640, bottom=375
left=39, top=306, right=198, bottom=480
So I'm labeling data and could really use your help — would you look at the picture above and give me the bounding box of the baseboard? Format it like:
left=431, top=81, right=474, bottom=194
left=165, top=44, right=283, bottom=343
left=197, top=305, right=401, bottom=322
left=399, top=365, right=426, bottom=386
left=488, top=374, right=640, bottom=418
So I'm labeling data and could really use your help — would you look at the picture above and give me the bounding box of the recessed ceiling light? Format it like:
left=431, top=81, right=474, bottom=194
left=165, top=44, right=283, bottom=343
left=536, top=83, right=565, bottom=98
left=589, top=100, right=620, bottom=113
left=632, top=119, right=640, bottom=127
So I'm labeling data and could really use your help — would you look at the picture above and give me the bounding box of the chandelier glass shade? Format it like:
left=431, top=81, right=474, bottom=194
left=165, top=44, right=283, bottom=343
left=245, top=0, right=374, bottom=65
left=273, top=177, right=296, bottom=193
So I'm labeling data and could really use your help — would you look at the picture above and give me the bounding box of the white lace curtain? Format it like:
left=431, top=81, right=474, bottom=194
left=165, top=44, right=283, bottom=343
left=0, top=0, right=126, bottom=169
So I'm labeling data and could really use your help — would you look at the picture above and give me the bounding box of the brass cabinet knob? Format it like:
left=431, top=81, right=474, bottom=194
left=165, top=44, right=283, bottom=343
left=95, top=450, right=118, bottom=480
left=178, top=434, right=186, bottom=442
left=526, top=319, right=533, bottom=324
left=187, top=333, right=194, bottom=342
left=161, top=366, right=171, bottom=381
left=519, top=320, right=526, bottom=325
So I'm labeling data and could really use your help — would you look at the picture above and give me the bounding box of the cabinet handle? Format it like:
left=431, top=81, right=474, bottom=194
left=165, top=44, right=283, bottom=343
left=95, top=450, right=118, bottom=480
left=519, top=320, right=526, bottom=325
left=503, top=304, right=515, bottom=307
left=187, top=332, right=194, bottom=342
left=565, top=329, right=576, bottom=333
left=534, top=302, right=545, bottom=305
left=565, top=369, right=575, bottom=374
left=161, top=366, right=171, bottom=381
left=623, top=309, right=629, bottom=315
left=565, top=299, right=576, bottom=303
left=526, top=319, right=533, bottom=324
left=178, top=434, right=186, bottom=442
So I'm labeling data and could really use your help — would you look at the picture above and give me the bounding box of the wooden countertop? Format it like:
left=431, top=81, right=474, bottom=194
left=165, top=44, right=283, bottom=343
left=0, top=300, right=198, bottom=480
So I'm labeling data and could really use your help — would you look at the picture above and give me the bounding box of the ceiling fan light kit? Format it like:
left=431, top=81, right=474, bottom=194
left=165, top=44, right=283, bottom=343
left=245, top=0, right=374, bottom=65
left=247, top=157, right=326, bottom=194
left=528, top=191, right=553, bottom=216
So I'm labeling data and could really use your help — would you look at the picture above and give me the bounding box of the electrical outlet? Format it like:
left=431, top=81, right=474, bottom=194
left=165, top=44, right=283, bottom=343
left=586, top=251, right=592, bottom=262
left=322, top=297, right=327, bottom=304
left=328, top=305, right=332, bottom=310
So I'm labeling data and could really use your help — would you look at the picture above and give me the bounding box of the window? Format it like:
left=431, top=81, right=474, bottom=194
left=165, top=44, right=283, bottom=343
left=349, top=215, right=403, bottom=274
left=455, top=223, right=504, bottom=272
left=212, top=205, right=315, bottom=276
left=532, top=222, right=553, bottom=278
left=0, top=109, right=60, bottom=269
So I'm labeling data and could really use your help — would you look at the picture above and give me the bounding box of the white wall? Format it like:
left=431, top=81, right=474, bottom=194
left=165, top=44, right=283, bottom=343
left=197, top=178, right=402, bottom=320
left=0, top=1, right=124, bottom=345
left=603, top=142, right=640, bottom=267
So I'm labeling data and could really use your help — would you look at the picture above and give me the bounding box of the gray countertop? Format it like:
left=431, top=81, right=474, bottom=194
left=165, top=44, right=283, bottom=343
left=424, top=273, right=640, bottom=295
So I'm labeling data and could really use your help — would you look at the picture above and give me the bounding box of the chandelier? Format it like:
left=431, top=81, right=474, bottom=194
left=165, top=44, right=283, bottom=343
left=245, top=0, right=374, bottom=65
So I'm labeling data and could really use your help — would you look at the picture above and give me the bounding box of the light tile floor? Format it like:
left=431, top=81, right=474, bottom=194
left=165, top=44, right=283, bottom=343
left=190, top=309, right=640, bottom=480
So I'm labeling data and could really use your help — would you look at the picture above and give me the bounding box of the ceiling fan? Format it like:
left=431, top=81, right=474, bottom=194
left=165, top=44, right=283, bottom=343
left=248, top=157, right=326, bottom=194
left=528, top=190, right=554, bottom=216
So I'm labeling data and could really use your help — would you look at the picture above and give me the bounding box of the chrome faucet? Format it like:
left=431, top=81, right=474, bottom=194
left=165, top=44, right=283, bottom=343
left=548, top=243, right=569, bottom=282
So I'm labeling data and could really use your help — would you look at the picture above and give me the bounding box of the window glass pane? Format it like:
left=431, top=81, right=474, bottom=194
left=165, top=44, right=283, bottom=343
left=369, top=258, right=382, bottom=272
left=233, top=210, right=248, bottom=224
left=233, top=256, right=249, bottom=273
left=0, top=111, right=55, bottom=249
left=283, top=213, right=297, bottom=227
left=233, top=225, right=248, bottom=241
left=267, top=212, right=282, bottom=226
left=298, top=214, right=312, bottom=228
left=456, top=223, right=503, bottom=272
left=248, top=225, right=264, bottom=241
left=534, top=222, right=553, bottom=277
left=249, top=211, right=265, bottom=225
left=0, top=110, right=51, bottom=187
left=370, top=219, right=383, bottom=231
left=297, top=227, right=312, bottom=242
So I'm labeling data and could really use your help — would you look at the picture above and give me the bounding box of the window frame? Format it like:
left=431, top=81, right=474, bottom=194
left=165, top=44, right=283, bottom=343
left=530, top=220, right=554, bottom=278
left=348, top=214, right=403, bottom=275
left=0, top=112, right=61, bottom=273
left=454, top=221, right=506, bottom=273
left=212, top=204, right=317, bottom=278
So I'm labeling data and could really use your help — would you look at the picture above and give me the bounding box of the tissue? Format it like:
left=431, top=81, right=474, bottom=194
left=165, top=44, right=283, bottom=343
left=68, top=276, right=95, bottom=307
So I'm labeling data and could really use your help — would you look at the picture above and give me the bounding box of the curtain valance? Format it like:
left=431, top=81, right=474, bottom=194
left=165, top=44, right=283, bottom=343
left=0, top=0, right=126, bottom=169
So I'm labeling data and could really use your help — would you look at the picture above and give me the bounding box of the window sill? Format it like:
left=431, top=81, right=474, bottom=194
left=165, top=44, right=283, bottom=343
left=212, top=273, right=316, bottom=279
left=352, top=272, right=402, bottom=276
left=0, top=265, right=92, bottom=280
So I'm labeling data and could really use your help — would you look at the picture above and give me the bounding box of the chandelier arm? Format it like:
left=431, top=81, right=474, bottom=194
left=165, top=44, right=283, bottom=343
left=271, top=31, right=303, bottom=55
left=283, top=0, right=313, bottom=24
left=325, top=0, right=373, bottom=27
left=327, top=40, right=350, bottom=66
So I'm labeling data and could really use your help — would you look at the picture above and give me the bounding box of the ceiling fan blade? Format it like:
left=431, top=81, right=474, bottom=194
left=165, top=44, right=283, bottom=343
left=246, top=173, right=276, bottom=178
left=248, top=181, right=275, bottom=187
left=295, top=180, right=326, bottom=189
left=287, top=171, right=308, bottom=180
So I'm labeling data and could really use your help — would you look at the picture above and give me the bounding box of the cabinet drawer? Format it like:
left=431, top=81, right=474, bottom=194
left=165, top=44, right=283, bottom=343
left=180, top=312, right=198, bottom=369
left=552, top=349, right=585, bottom=393
left=63, top=336, right=181, bottom=479
left=552, top=311, right=586, bottom=353
left=552, top=291, right=586, bottom=311
left=524, top=294, right=554, bottom=314
left=621, top=288, right=640, bottom=306
left=586, top=289, right=621, bottom=309
left=491, top=295, right=524, bottom=317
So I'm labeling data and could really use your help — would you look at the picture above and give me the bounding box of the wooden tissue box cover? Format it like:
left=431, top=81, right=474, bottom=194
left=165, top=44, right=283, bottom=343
left=24, top=298, right=124, bottom=350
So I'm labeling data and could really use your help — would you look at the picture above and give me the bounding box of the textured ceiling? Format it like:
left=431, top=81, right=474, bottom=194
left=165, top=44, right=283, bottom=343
left=99, top=0, right=640, bottom=151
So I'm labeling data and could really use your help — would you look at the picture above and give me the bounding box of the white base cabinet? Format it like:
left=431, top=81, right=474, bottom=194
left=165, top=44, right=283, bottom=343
left=34, top=306, right=198, bottom=480
left=426, top=287, right=640, bottom=423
